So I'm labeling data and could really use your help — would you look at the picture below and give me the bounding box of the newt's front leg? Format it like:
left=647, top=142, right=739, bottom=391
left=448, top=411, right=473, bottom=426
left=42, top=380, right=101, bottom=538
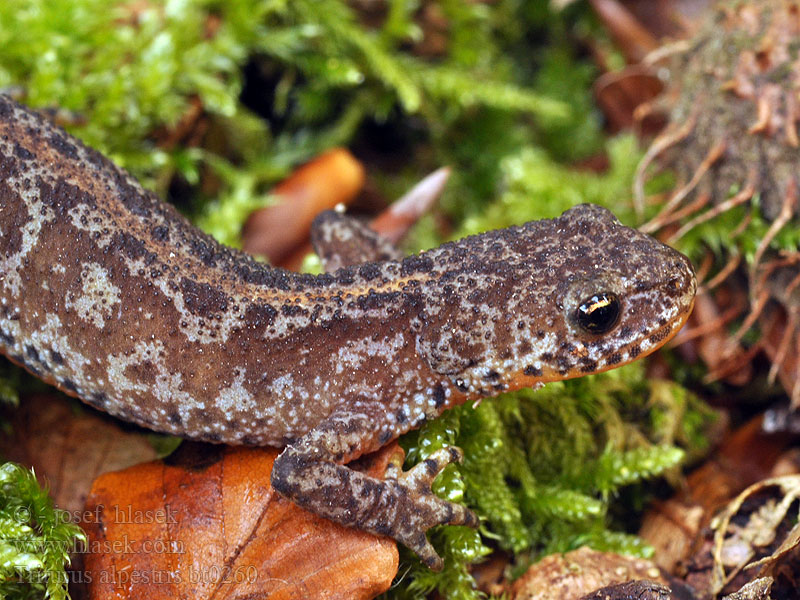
left=270, top=411, right=477, bottom=570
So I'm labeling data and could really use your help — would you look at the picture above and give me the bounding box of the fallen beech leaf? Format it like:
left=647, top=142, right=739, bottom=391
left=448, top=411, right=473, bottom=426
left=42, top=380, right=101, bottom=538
left=710, top=476, right=800, bottom=594
left=82, top=443, right=398, bottom=600
left=241, top=148, right=365, bottom=263
left=511, top=547, right=667, bottom=600
left=0, top=393, right=159, bottom=515
left=279, top=167, right=449, bottom=271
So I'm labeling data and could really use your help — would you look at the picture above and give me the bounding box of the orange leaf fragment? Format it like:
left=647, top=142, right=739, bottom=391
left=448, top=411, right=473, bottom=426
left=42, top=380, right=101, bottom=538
left=82, top=443, right=398, bottom=599
left=241, top=148, right=365, bottom=264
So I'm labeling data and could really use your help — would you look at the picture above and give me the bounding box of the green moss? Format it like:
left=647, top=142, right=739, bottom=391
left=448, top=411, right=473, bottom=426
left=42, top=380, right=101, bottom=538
left=0, top=463, right=85, bottom=600
left=459, top=133, right=645, bottom=236
left=0, top=0, right=581, bottom=240
left=390, top=363, right=714, bottom=599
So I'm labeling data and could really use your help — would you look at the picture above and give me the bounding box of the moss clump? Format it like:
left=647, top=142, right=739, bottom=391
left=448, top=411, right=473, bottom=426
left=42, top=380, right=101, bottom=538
left=390, top=361, right=714, bottom=600
left=0, top=463, right=85, bottom=600
left=0, top=0, right=588, bottom=239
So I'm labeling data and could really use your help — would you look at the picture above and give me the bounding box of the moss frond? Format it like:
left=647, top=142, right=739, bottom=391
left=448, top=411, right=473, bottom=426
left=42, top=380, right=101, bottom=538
left=398, top=362, right=713, bottom=596
left=591, top=445, right=685, bottom=496
left=0, top=463, right=85, bottom=600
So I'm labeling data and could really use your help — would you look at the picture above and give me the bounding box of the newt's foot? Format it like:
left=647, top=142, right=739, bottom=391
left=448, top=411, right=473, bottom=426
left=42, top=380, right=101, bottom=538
left=385, top=446, right=478, bottom=570
left=272, top=415, right=477, bottom=572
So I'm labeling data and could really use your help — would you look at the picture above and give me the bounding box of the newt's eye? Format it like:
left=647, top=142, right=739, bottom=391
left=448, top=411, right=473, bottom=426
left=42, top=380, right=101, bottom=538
left=576, top=292, right=620, bottom=334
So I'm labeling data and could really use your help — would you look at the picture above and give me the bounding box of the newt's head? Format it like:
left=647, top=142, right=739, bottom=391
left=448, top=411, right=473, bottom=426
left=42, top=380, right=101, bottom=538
left=414, top=204, right=696, bottom=397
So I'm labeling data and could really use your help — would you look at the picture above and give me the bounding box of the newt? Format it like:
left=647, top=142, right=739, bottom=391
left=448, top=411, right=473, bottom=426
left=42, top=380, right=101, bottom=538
left=0, top=96, right=696, bottom=569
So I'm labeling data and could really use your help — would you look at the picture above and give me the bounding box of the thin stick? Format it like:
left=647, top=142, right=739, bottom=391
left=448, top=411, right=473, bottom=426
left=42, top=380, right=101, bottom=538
left=668, top=176, right=755, bottom=242
left=699, top=253, right=741, bottom=293
left=751, top=180, right=797, bottom=283
left=673, top=302, right=744, bottom=345
left=728, top=288, right=770, bottom=346
left=652, top=191, right=710, bottom=230
left=641, top=138, right=726, bottom=233
left=704, top=343, right=761, bottom=383
left=633, top=113, right=697, bottom=219
left=729, top=212, right=752, bottom=239
left=694, top=251, right=715, bottom=286
left=768, top=314, right=796, bottom=385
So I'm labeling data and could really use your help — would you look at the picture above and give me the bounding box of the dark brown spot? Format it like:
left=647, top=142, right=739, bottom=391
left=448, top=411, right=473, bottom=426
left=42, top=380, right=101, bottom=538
left=243, top=302, right=277, bottom=332
left=482, top=370, right=500, bottom=381
left=13, top=143, right=33, bottom=160
left=113, top=170, right=156, bottom=217
left=109, top=230, right=157, bottom=263
left=180, top=277, right=228, bottom=316
left=188, top=237, right=220, bottom=268
left=432, top=384, right=446, bottom=408
left=649, top=328, right=669, bottom=344
left=61, top=378, right=78, bottom=393
left=89, top=392, right=108, bottom=409
left=401, top=254, right=434, bottom=276
left=523, top=365, right=543, bottom=377
left=0, top=329, right=15, bottom=346
left=151, top=225, right=169, bottom=241
left=11, top=353, right=40, bottom=376
left=358, top=263, right=381, bottom=281
left=395, top=407, right=408, bottom=424
left=48, top=131, right=78, bottom=159
left=125, top=360, right=157, bottom=385
left=25, top=344, right=40, bottom=363
left=0, top=180, right=32, bottom=255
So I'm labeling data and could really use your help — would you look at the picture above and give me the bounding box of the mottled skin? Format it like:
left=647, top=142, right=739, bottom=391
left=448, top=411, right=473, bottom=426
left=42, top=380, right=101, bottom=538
left=0, top=96, right=696, bottom=569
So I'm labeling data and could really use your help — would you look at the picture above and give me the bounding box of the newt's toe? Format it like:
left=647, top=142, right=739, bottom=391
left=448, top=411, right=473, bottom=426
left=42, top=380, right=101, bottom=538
left=402, top=446, right=464, bottom=492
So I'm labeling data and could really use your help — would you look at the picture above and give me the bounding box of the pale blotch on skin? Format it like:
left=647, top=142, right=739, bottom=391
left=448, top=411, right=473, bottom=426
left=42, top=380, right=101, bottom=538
left=336, top=332, right=406, bottom=375
left=105, top=340, right=205, bottom=427
left=214, top=368, right=255, bottom=414
left=65, top=262, right=122, bottom=329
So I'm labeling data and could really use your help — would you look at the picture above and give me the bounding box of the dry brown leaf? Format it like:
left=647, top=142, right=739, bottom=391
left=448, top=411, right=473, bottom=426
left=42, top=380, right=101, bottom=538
left=0, top=393, right=159, bottom=515
left=81, top=443, right=398, bottom=599
left=511, top=547, right=667, bottom=600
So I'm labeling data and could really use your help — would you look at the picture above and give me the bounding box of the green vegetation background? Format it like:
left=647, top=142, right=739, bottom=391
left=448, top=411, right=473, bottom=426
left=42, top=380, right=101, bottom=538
left=0, top=1, right=714, bottom=599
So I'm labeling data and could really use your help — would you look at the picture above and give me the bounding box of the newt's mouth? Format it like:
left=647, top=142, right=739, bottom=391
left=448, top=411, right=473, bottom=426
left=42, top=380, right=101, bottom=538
left=665, top=252, right=698, bottom=316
